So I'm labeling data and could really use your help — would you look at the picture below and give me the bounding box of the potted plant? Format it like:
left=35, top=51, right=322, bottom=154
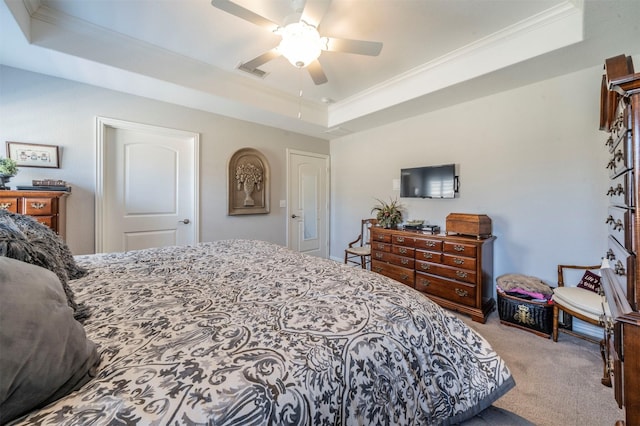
left=0, top=157, right=18, bottom=190
left=371, top=197, right=403, bottom=228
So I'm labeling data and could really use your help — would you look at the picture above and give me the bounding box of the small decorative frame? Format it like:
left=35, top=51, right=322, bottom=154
left=6, top=142, right=60, bottom=168
left=228, top=148, right=270, bottom=215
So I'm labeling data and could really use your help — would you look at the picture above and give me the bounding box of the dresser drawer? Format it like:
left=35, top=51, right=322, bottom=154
left=414, top=237, right=442, bottom=251
left=31, top=216, right=55, bottom=228
left=372, top=241, right=391, bottom=252
left=442, top=253, right=476, bottom=270
left=606, top=206, right=634, bottom=251
left=607, top=132, right=633, bottom=179
left=605, top=235, right=635, bottom=299
left=373, top=249, right=414, bottom=266
left=372, top=250, right=392, bottom=262
left=415, top=272, right=477, bottom=307
left=443, top=241, right=477, bottom=258
left=608, top=171, right=634, bottom=208
left=610, top=97, right=630, bottom=146
left=392, top=245, right=414, bottom=257
left=371, top=230, right=391, bottom=243
left=0, top=197, right=19, bottom=213
left=388, top=253, right=414, bottom=269
left=22, top=197, right=56, bottom=215
left=371, top=260, right=414, bottom=287
left=392, top=234, right=415, bottom=247
left=415, top=261, right=477, bottom=284
left=415, top=249, right=442, bottom=263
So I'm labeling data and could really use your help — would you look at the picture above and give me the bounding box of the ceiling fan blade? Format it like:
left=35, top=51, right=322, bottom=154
left=300, top=0, right=331, bottom=28
left=307, top=59, right=328, bottom=85
left=240, top=49, right=281, bottom=70
left=211, top=0, right=280, bottom=32
left=323, top=37, right=383, bottom=56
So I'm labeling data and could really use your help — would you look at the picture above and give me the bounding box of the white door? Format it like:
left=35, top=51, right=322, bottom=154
left=96, top=117, right=199, bottom=253
left=287, top=149, right=329, bottom=258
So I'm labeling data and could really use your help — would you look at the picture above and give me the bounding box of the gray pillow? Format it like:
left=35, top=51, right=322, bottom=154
left=0, top=257, right=101, bottom=424
left=0, top=210, right=89, bottom=321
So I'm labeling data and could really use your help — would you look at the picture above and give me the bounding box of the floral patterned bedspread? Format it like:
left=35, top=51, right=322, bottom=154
left=14, top=240, right=514, bottom=425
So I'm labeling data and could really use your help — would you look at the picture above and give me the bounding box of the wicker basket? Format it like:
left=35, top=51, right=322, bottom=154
left=497, top=291, right=553, bottom=338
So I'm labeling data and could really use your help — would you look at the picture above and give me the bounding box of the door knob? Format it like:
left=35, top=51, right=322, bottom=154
left=291, top=214, right=299, bottom=218
left=179, top=219, right=190, bottom=224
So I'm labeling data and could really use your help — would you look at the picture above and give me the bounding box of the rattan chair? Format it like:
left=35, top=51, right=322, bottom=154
left=552, top=263, right=611, bottom=386
left=344, top=219, right=377, bottom=269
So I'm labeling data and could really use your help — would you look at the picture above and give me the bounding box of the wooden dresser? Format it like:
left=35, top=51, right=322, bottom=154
left=0, top=190, right=69, bottom=239
left=599, top=54, right=640, bottom=426
left=370, top=226, right=495, bottom=323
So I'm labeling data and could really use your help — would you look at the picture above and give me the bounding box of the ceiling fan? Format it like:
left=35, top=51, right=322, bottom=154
left=210, top=0, right=383, bottom=85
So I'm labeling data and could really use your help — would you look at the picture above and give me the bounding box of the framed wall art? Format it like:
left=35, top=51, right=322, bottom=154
left=6, top=142, right=60, bottom=168
left=228, top=148, right=270, bottom=215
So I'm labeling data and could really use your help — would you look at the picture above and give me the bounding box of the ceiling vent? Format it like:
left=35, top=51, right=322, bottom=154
left=237, top=64, right=268, bottom=78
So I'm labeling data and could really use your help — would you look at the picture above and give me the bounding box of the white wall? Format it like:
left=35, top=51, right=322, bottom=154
left=0, top=58, right=630, bottom=291
left=330, top=63, right=613, bottom=287
left=0, top=65, right=329, bottom=254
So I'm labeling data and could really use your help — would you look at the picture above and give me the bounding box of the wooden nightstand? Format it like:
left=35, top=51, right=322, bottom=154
left=0, top=190, right=69, bottom=239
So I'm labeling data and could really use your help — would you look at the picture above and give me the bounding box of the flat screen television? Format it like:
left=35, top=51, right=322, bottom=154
left=400, top=164, right=458, bottom=199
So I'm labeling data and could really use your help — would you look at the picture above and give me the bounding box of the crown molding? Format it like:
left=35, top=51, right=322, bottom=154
left=329, top=1, right=584, bottom=127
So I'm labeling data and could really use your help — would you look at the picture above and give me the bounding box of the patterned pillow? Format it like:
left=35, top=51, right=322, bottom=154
left=577, top=270, right=602, bottom=293
left=0, top=257, right=101, bottom=424
left=0, top=210, right=89, bottom=321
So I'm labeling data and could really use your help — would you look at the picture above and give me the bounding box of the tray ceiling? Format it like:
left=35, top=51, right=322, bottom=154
left=1, top=0, right=639, bottom=139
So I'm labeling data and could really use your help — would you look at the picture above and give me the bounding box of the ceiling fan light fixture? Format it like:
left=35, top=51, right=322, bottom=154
left=277, top=21, right=322, bottom=68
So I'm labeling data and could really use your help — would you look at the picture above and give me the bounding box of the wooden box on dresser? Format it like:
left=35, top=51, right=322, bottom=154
left=599, top=54, right=640, bottom=426
left=0, top=190, right=69, bottom=239
left=370, top=226, right=495, bottom=323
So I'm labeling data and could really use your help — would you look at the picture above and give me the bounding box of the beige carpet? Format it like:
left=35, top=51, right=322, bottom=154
left=456, top=312, right=624, bottom=426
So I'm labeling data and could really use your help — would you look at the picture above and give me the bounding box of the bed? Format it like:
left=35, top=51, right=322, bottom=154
left=1, top=212, right=514, bottom=425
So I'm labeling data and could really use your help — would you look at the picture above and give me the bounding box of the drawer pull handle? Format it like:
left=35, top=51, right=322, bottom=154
left=399, top=247, right=407, bottom=254
left=419, top=279, right=430, bottom=287
left=30, top=202, right=46, bottom=209
left=377, top=244, right=385, bottom=249
left=453, top=245, right=465, bottom=252
left=401, top=274, right=409, bottom=280
left=0, top=202, right=12, bottom=209
left=426, top=241, right=436, bottom=247
left=614, top=150, right=623, bottom=162
left=373, top=267, right=383, bottom=273
left=422, top=253, right=432, bottom=259
left=606, top=249, right=615, bottom=261
left=375, top=253, right=383, bottom=259
left=613, top=220, right=624, bottom=231
left=614, top=261, right=626, bottom=276
left=607, top=184, right=624, bottom=197
left=615, top=184, right=624, bottom=195
left=455, top=288, right=469, bottom=297
left=397, top=237, right=404, bottom=242
left=455, top=270, right=468, bottom=279
left=420, top=264, right=430, bottom=270
left=605, top=136, right=613, bottom=147
left=453, top=258, right=464, bottom=265
left=401, top=258, right=409, bottom=265
left=605, top=215, right=615, bottom=225
left=606, top=159, right=615, bottom=170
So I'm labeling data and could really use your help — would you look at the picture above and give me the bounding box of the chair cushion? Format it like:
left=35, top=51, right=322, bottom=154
left=346, top=246, right=371, bottom=256
left=552, top=286, right=611, bottom=321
